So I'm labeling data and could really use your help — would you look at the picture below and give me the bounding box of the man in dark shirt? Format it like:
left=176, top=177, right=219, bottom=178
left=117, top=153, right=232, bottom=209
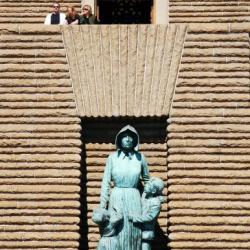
left=44, top=2, right=66, bottom=25
left=79, top=5, right=99, bottom=24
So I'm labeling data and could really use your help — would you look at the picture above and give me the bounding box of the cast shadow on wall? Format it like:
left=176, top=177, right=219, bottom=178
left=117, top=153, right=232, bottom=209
left=79, top=116, right=169, bottom=250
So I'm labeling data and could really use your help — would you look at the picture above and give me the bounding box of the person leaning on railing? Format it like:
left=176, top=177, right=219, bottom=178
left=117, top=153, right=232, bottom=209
left=64, top=6, right=80, bottom=25
left=79, top=4, right=99, bottom=24
left=44, top=2, right=66, bottom=25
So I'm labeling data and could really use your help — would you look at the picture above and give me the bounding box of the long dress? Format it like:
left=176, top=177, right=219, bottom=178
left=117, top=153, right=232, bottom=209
left=100, top=150, right=149, bottom=250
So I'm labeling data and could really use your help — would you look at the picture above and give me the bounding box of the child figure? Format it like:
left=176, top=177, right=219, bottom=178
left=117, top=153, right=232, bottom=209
left=129, top=177, right=165, bottom=250
left=92, top=207, right=123, bottom=250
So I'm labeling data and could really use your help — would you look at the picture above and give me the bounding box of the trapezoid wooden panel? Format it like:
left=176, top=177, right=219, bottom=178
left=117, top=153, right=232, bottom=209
left=62, top=24, right=187, bottom=117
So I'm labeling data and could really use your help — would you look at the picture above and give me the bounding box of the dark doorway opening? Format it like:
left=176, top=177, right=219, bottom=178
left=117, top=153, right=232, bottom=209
left=97, top=0, right=153, bottom=24
left=79, top=116, right=169, bottom=250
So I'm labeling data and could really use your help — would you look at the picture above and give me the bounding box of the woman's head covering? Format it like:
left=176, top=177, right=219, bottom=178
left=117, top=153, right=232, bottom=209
left=115, top=125, right=139, bottom=151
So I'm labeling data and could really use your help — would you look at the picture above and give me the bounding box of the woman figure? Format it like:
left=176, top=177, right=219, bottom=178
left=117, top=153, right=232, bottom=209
left=65, top=6, right=80, bottom=25
left=100, top=125, right=150, bottom=250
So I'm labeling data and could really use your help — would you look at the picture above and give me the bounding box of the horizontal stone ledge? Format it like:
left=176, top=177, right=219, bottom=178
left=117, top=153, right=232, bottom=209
left=169, top=185, right=250, bottom=194
left=182, top=48, right=249, bottom=57
left=0, top=201, right=80, bottom=209
left=0, top=241, right=79, bottom=248
left=0, top=162, right=80, bottom=169
left=169, top=209, right=250, bottom=217
left=0, top=185, right=80, bottom=193
left=168, top=147, right=250, bottom=154
left=177, top=77, right=249, bottom=87
left=186, top=33, right=249, bottom=42
left=181, top=57, right=249, bottom=64
left=169, top=215, right=250, bottom=225
left=0, top=132, right=80, bottom=140
left=169, top=240, right=250, bottom=248
left=0, top=215, right=80, bottom=224
left=0, top=88, right=73, bottom=95
left=0, top=224, right=79, bottom=232
left=168, top=132, right=250, bottom=140
left=0, top=109, right=77, bottom=117
left=170, top=108, right=250, bottom=117
left=0, top=94, right=75, bottom=102
left=168, top=117, right=250, bottom=124
left=0, top=208, right=80, bottom=216
left=180, top=63, right=250, bottom=72
left=0, top=177, right=81, bottom=185
left=168, top=154, right=250, bottom=163
left=187, top=23, right=250, bottom=33
left=0, top=139, right=81, bottom=148
left=0, top=79, right=71, bottom=87
left=184, top=42, right=249, bottom=49
left=0, top=49, right=66, bottom=58
left=169, top=193, right=250, bottom=201
left=0, top=178, right=80, bottom=185
left=169, top=201, right=250, bottom=210
left=168, top=162, right=250, bottom=170
left=172, top=102, right=250, bottom=109
left=0, top=64, right=69, bottom=73
left=0, top=147, right=81, bottom=155
left=168, top=178, right=250, bottom=185
left=174, top=93, right=250, bottom=102
left=0, top=42, right=63, bottom=50
left=0, top=169, right=81, bottom=177
left=0, top=154, right=81, bottom=163
left=0, top=117, right=80, bottom=124
left=0, top=34, right=62, bottom=42
left=0, top=24, right=61, bottom=35
left=175, top=86, right=250, bottom=94
left=178, top=71, right=249, bottom=78
left=0, top=72, right=70, bottom=79
left=0, top=102, right=76, bottom=109
left=170, top=232, right=250, bottom=242
left=0, top=232, right=80, bottom=241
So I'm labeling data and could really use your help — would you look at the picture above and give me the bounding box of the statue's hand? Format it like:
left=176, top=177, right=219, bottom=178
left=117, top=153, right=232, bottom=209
left=128, top=214, right=134, bottom=222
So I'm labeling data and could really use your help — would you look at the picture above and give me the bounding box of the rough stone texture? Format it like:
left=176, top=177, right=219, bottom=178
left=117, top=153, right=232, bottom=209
left=0, top=0, right=81, bottom=24
left=169, top=0, right=250, bottom=23
left=0, top=25, right=81, bottom=249
left=1, top=22, right=250, bottom=250
left=62, top=24, right=187, bottom=117
left=168, top=25, right=250, bottom=250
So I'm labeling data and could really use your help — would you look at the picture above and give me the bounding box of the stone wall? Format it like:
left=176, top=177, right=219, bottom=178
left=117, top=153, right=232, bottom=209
left=168, top=24, right=250, bottom=249
left=0, top=23, right=249, bottom=250
left=169, top=0, right=250, bottom=23
left=0, top=25, right=81, bottom=249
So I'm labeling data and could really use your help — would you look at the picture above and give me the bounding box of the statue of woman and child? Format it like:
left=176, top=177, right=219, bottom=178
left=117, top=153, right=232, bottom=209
left=92, top=125, right=165, bottom=250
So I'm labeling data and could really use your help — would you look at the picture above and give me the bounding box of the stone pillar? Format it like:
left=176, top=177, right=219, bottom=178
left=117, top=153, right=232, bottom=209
left=155, top=0, right=169, bottom=24
left=81, top=0, right=96, bottom=14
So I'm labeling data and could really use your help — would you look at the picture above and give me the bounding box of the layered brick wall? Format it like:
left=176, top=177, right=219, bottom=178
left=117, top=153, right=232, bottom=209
left=169, top=0, right=250, bottom=23
left=168, top=24, right=250, bottom=249
left=0, top=23, right=249, bottom=250
left=0, top=25, right=81, bottom=249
